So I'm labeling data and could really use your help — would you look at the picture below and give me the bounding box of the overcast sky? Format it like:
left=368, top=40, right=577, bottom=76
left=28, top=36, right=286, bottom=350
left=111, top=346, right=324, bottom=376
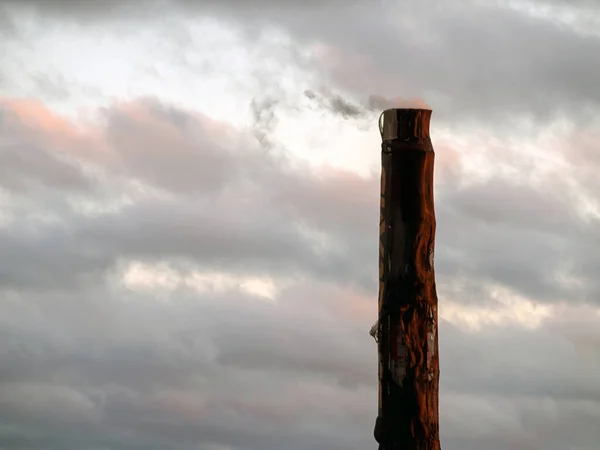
left=1, top=0, right=600, bottom=449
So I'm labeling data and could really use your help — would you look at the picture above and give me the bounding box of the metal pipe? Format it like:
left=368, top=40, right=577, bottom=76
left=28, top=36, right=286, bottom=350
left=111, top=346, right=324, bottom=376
left=371, top=108, right=440, bottom=450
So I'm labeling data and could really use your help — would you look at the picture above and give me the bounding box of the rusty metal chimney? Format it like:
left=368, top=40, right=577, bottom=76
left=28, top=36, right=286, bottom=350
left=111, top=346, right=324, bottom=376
left=371, top=108, right=440, bottom=450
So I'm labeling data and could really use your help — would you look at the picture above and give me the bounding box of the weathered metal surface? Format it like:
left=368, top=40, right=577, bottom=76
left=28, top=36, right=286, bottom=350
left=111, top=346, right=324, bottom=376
left=373, top=108, right=440, bottom=450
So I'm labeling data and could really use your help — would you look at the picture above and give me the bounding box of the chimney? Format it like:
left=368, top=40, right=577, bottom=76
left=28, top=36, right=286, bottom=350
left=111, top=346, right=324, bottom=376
left=371, top=108, right=441, bottom=450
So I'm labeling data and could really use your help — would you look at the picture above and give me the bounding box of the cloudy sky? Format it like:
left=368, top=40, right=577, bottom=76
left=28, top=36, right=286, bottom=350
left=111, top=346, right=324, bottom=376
left=1, top=0, right=600, bottom=449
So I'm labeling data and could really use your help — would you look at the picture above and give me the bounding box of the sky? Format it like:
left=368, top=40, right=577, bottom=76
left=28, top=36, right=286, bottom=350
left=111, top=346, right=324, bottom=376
left=0, top=0, right=600, bottom=449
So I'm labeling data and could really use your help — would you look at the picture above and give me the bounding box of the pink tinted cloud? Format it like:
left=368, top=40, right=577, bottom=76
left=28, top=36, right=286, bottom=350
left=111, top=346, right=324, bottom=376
left=368, top=94, right=431, bottom=111
left=1, top=97, right=254, bottom=193
left=565, top=127, right=600, bottom=168
left=1, top=97, right=114, bottom=165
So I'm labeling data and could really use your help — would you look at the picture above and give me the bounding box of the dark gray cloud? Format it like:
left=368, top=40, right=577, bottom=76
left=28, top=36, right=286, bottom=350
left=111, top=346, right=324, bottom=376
left=0, top=96, right=598, bottom=450
left=0, top=278, right=599, bottom=450
left=304, top=89, right=364, bottom=119
left=0, top=5, right=16, bottom=37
